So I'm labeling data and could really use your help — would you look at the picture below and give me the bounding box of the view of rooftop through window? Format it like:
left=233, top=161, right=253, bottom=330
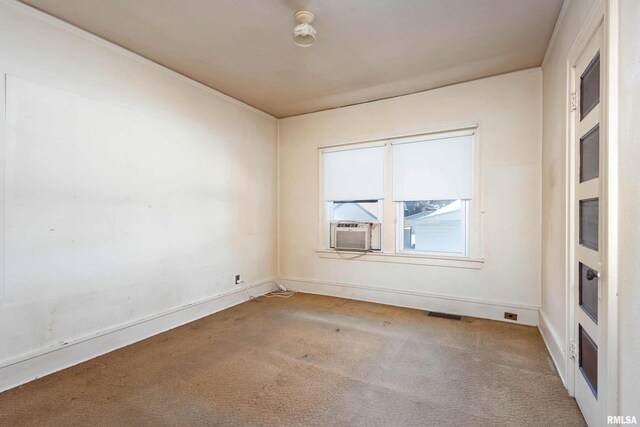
left=402, top=200, right=467, bottom=255
left=332, top=201, right=379, bottom=222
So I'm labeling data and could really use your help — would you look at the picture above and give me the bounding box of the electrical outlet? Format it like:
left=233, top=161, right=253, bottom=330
left=235, top=274, right=241, bottom=285
left=504, top=312, right=518, bottom=321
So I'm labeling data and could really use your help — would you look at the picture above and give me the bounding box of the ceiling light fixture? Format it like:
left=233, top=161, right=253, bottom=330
left=293, top=10, right=316, bottom=47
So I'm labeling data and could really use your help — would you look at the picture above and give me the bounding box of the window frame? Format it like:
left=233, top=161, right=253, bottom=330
left=318, top=140, right=387, bottom=251
left=318, top=125, right=482, bottom=267
left=390, top=129, right=479, bottom=259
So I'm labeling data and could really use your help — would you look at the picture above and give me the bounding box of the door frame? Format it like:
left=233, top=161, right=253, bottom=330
left=564, top=0, right=619, bottom=423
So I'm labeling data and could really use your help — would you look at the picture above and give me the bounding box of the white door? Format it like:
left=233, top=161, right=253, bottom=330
left=572, top=24, right=605, bottom=427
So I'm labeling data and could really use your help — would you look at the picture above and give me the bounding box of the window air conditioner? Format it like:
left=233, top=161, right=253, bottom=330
left=330, top=221, right=381, bottom=252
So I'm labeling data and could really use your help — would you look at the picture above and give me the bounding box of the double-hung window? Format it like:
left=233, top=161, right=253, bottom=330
left=321, top=143, right=385, bottom=241
left=392, top=131, right=474, bottom=257
left=320, top=128, right=477, bottom=261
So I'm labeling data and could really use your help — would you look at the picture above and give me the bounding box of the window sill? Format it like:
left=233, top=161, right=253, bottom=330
left=316, top=249, right=484, bottom=270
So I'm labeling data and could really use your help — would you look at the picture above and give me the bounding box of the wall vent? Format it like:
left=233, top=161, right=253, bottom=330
left=427, top=311, right=464, bottom=321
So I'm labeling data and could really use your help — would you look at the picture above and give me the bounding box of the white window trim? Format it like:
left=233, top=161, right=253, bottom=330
left=317, top=124, right=483, bottom=268
left=315, top=249, right=484, bottom=269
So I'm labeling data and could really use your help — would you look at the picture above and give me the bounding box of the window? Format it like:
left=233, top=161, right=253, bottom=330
left=392, top=132, right=473, bottom=257
left=321, top=144, right=385, bottom=249
left=400, top=200, right=468, bottom=255
left=319, top=128, right=478, bottom=262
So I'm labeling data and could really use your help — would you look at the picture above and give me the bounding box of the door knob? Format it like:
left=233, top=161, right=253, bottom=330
left=586, top=269, right=598, bottom=280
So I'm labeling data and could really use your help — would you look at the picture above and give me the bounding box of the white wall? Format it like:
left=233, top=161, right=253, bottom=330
left=278, top=69, right=542, bottom=324
left=617, top=0, right=640, bottom=415
left=539, top=0, right=598, bottom=382
left=0, top=0, right=277, bottom=389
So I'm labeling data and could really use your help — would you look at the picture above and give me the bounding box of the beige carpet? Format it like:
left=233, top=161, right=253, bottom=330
left=0, top=293, right=584, bottom=426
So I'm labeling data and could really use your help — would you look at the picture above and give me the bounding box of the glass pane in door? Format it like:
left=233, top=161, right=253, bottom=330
left=580, top=125, right=600, bottom=183
left=579, top=325, right=598, bottom=397
left=579, top=263, right=599, bottom=323
left=580, top=52, right=600, bottom=120
left=579, top=199, right=599, bottom=251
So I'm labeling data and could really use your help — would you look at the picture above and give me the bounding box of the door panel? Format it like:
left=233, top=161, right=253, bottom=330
left=572, top=25, right=604, bottom=427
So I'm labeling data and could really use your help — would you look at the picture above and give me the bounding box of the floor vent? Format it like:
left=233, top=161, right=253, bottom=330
left=427, top=311, right=464, bottom=321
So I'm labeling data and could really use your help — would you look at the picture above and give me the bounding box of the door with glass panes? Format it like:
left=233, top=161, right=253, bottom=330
left=572, top=24, right=605, bottom=427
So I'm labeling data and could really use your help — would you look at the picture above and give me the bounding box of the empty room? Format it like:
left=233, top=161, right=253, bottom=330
left=0, top=0, right=638, bottom=425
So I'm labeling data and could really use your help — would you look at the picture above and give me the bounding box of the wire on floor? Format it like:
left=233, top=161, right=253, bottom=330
left=240, top=280, right=296, bottom=300
left=263, top=280, right=295, bottom=298
left=263, top=289, right=295, bottom=298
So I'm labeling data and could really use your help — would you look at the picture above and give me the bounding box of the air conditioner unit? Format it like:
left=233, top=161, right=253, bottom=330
left=330, top=221, right=381, bottom=252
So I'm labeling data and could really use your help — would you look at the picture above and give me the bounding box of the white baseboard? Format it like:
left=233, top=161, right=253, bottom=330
left=280, top=276, right=539, bottom=326
left=0, top=277, right=547, bottom=393
left=538, top=309, right=567, bottom=386
left=0, top=279, right=277, bottom=393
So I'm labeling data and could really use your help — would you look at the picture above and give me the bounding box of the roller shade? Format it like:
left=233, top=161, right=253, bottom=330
left=323, top=145, right=384, bottom=201
left=392, top=134, right=473, bottom=201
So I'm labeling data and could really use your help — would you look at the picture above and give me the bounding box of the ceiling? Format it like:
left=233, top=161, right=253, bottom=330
left=20, top=0, right=564, bottom=118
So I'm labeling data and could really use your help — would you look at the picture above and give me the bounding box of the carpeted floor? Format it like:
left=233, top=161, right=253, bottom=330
left=0, top=293, right=584, bottom=426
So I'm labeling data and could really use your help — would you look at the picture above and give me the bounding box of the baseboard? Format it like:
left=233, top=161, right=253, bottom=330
left=280, top=276, right=539, bottom=326
left=538, top=309, right=567, bottom=386
left=0, top=279, right=277, bottom=393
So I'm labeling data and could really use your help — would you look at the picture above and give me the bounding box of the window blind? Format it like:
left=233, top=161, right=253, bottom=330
left=322, top=145, right=384, bottom=201
left=392, top=134, right=473, bottom=201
